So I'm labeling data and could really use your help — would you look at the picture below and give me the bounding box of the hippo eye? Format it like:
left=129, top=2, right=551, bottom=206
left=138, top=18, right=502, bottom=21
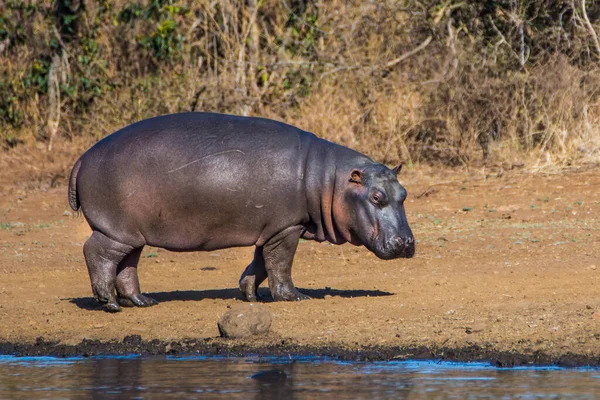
left=370, top=192, right=386, bottom=207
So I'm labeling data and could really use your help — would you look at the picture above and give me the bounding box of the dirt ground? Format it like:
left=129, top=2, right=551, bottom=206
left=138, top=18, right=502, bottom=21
left=1, top=164, right=600, bottom=364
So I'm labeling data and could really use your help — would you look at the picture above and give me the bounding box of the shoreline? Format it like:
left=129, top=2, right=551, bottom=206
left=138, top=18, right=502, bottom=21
left=1, top=336, right=598, bottom=368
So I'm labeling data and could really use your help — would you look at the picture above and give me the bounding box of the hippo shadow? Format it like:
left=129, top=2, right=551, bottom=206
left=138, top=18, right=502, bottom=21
left=68, top=287, right=393, bottom=310
left=287, top=287, right=393, bottom=300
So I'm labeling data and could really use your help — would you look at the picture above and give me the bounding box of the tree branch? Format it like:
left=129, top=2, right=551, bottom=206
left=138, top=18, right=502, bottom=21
left=581, top=0, right=600, bottom=59
left=382, top=35, right=432, bottom=69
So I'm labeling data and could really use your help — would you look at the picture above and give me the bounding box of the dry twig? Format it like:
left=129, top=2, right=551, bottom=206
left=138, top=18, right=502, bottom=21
left=580, top=0, right=600, bottom=59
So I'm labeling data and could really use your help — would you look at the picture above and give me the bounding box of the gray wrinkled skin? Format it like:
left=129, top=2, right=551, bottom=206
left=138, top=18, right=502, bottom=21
left=68, top=112, right=415, bottom=312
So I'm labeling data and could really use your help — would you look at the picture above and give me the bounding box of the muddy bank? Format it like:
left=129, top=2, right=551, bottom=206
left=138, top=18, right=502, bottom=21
left=1, top=336, right=598, bottom=368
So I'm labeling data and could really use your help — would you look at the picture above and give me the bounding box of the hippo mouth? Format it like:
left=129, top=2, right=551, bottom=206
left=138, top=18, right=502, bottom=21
left=370, top=235, right=415, bottom=260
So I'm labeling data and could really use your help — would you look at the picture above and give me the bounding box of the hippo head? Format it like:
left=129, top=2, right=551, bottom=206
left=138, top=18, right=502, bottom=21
left=336, top=163, right=415, bottom=260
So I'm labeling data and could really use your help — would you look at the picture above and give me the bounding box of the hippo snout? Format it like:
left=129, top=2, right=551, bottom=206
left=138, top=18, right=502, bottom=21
left=391, top=235, right=415, bottom=259
left=374, top=235, right=415, bottom=260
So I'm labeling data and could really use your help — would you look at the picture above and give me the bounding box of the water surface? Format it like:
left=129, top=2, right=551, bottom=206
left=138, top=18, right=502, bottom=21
left=1, top=355, right=599, bottom=399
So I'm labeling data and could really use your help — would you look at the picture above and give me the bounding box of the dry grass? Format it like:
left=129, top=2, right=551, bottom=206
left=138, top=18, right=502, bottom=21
left=1, top=0, right=600, bottom=180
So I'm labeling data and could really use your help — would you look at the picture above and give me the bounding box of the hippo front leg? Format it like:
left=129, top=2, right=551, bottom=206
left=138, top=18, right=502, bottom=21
left=239, top=246, right=268, bottom=302
left=262, top=226, right=310, bottom=302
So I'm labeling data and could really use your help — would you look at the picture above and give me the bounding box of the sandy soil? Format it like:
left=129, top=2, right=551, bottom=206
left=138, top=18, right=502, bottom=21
left=1, top=166, right=599, bottom=364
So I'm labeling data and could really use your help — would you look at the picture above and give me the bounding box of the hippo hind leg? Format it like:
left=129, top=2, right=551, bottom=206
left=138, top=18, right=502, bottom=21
left=239, top=246, right=268, bottom=302
left=115, top=247, right=159, bottom=308
left=83, top=231, right=133, bottom=312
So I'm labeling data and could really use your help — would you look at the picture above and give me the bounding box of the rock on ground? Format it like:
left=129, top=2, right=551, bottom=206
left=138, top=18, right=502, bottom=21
left=217, top=303, right=272, bottom=338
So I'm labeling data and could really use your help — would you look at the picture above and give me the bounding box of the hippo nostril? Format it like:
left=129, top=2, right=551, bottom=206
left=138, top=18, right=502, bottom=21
left=391, top=236, right=414, bottom=247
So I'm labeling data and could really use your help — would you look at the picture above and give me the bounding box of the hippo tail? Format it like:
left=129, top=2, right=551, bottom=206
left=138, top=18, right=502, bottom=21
left=68, top=158, right=82, bottom=211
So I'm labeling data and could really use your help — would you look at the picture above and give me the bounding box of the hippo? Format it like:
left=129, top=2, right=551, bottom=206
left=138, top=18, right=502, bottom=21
left=68, top=112, right=415, bottom=312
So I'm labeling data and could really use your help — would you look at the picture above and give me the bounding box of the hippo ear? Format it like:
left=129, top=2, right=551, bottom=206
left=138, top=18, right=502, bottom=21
left=392, top=163, right=403, bottom=176
left=349, top=169, right=363, bottom=185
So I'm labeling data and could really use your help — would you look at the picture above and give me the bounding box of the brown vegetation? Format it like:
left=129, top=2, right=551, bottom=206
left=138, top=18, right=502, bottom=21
left=1, top=1, right=600, bottom=172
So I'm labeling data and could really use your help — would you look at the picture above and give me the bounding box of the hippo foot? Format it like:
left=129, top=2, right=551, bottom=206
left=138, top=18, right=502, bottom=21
left=118, top=294, right=159, bottom=308
left=99, top=299, right=122, bottom=312
left=241, top=290, right=265, bottom=303
left=94, top=293, right=122, bottom=312
left=105, top=303, right=122, bottom=312
left=240, top=275, right=264, bottom=302
left=272, top=288, right=310, bottom=302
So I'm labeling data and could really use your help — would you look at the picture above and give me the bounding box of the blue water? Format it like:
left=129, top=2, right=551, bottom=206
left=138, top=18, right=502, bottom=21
left=1, top=355, right=599, bottom=399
